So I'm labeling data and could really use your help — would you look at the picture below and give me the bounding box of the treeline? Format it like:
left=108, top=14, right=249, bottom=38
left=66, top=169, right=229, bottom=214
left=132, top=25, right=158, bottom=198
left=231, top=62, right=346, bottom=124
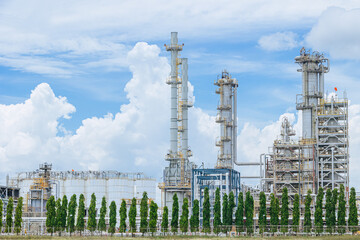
left=0, top=185, right=359, bottom=236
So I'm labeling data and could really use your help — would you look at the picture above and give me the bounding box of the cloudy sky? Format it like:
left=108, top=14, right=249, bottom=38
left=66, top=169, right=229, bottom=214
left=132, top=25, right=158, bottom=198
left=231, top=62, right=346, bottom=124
left=1, top=0, right=360, bottom=190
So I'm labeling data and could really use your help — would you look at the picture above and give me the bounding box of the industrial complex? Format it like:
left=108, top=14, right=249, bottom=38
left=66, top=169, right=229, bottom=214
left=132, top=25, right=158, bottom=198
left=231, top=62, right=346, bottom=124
left=0, top=32, right=353, bottom=233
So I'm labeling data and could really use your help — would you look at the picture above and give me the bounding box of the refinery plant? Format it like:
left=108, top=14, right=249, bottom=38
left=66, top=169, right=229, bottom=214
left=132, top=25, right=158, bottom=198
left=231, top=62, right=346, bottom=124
left=0, top=32, right=354, bottom=235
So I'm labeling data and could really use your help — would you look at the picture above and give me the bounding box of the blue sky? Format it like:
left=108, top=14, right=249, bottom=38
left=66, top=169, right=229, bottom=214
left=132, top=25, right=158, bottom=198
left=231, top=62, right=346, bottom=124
left=1, top=0, right=360, bottom=190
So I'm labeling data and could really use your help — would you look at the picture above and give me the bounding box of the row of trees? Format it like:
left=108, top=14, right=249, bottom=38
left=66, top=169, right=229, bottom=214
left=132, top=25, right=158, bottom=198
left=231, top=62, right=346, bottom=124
left=0, top=197, right=24, bottom=234
left=40, top=186, right=360, bottom=235
left=44, top=192, right=159, bottom=236
left=2, top=185, right=359, bottom=235
left=257, top=185, right=359, bottom=234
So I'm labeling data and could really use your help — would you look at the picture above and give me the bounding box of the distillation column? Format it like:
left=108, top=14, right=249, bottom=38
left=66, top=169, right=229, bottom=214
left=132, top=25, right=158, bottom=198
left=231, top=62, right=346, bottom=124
left=295, top=48, right=329, bottom=193
left=161, top=32, right=194, bottom=210
left=215, top=71, right=238, bottom=169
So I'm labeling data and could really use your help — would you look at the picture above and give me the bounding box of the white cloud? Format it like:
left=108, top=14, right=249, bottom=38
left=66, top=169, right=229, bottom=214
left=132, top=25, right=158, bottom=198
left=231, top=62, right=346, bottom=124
left=306, top=7, right=360, bottom=60
left=258, top=32, right=299, bottom=51
left=0, top=1, right=359, bottom=75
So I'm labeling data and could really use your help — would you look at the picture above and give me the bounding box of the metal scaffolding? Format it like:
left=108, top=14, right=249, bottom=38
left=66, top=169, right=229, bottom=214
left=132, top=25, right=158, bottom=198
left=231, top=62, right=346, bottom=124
left=316, top=96, right=349, bottom=193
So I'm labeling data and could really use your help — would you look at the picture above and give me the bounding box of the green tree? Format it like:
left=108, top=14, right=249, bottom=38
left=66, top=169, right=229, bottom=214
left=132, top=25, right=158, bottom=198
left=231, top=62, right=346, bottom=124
left=259, top=192, right=266, bottom=234
left=67, top=194, right=77, bottom=235
left=314, top=187, right=324, bottom=234
left=171, top=193, right=179, bottom=234
left=190, top=199, right=199, bottom=233
left=140, top=191, right=149, bottom=235
left=76, top=194, right=85, bottom=235
left=0, top=199, right=3, bottom=231
left=331, top=188, right=338, bottom=233
left=60, top=195, right=68, bottom=233
left=149, top=200, right=158, bottom=235
left=202, top=187, right=211, bottom=233
left=235, top=192, right=244, bottom=232
left=269, top=193, right=278, bottom=233
left=14, top=197, right=23, bottom=235
left=5, top=197, right=14, bottom=233
left=304, top=189, right=312, bottom=233
left=129, top=197, right=137, bottom=235
left=98, top=196, right=107, bottom=234
left=55, top=198, right=62, bottom=234
left=337, top=185, right=346, bottom=234
left=180, top=198, right=189, bottom=233
left=228, top=191, right=235, bottom=225
left=245, top=191, right=254, bottom=234
left=161, top=206, right=169, bottom=233
left=88, top=193, right=97, bottom=234
left=119, top=199, right=127, bottom=235
left=281, top=187, right=289, bottom=233
left=292, top=194, right=300, bottom=232
left=45, top=196, right=56, bottom=235
left=108, top=201, right=117, bottom=236
left=325, top=189, right=333, bottom=233
left=213, top=188, right=222, bottom=234
left=348, top=187, right=358, bottom=233
left=222, top=193, right=229, bottom=233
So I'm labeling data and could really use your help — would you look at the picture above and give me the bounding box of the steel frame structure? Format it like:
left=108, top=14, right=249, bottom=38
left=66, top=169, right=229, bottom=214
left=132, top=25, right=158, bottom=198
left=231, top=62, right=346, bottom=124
left=262, top=48, right=349, bottom=201
left=191, top=168, right=241, bottom=222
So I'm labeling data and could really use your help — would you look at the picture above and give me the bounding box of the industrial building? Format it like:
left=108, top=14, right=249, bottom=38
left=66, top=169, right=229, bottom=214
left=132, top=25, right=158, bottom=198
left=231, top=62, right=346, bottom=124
left=261, top=48, right=349, bottom=202
left=9, top=163, right=156, bottom=216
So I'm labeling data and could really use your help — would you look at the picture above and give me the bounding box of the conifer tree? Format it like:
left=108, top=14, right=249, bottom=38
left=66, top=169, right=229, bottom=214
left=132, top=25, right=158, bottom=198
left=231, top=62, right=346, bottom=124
left=281, top=187, right=289, bottom=233
left=45, top=196, right=56, bottom=235
left=245, top=191, right=254, bottom=234
left=14, top=197, right=23, bottom=235
left=67, top=194, right=77, bottom=235
left=98, top=196, right=107, bottom=234
left=315, top=187, right=324, bottom=234
left=119, top=199, right=127, bottom=235
left=88, top=193, right=97, bottom=234
left=60, top=195, right=68, bottom=233
left=129, top=197, right=137, bottom=235
left=348, top=187, right=358, bottom=233
left=337, top=184, right=346, bottom=234
left=190, top=199, right=199, bottom=233
left=55, top=198, right=62, bottom=234
left=161, top=206, right=169, bottom=233
left=228, top=191, right=235, bottom=225
left=304, top=189, right=312, bottom=233
left=202, top=187, right=211, bottom=233
left=0, top=199, right=3, bottom=231
left=259, top=191, right=266, bottom=234
left=76, top=194, right=85, bottom=235
left=325, top=188, right=333, bottom=233
left=270, top=193, right=278, bottom=233
left=292, top=194, right=300, bottom=232
left=149, top=200, right=158, bottom=235
left=213, top=188, right=222, bottom=234
left=5, top=197, right=14, bottom=233
left=171, top=193, right=179, bottom=234
left=108, top=201, right=117, bottom=236
left=140, top=191, right=149, bottom=235
left=222, top=193, right=229, bottom=233
left=331, top=188, right=338, bottom=233
left=235, top=192, right=244, bottom=232
left=180, top=198, right=189, bottom=233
